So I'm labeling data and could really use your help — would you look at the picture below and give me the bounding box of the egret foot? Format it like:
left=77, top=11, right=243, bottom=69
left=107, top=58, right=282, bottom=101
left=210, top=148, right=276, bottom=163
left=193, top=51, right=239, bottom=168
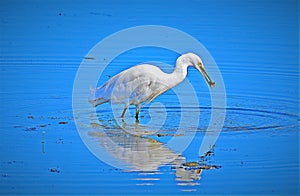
left=135, top=104, right=140, bottom=121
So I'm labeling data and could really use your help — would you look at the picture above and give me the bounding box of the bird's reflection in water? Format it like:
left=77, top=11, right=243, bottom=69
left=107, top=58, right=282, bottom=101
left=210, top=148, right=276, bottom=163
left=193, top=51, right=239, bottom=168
left=88, top=119, right=207, bottom=191
left=89, top=121, right=179, bottom=171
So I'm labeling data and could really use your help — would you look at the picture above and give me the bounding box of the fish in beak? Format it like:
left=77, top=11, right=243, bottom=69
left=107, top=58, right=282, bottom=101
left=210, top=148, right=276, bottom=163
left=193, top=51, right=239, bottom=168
left=196, top=63, right=216, bottom=88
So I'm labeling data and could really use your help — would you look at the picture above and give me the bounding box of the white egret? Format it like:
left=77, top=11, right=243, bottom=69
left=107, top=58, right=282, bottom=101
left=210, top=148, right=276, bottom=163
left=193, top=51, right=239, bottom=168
left=89, top=52, right=215, bottom=119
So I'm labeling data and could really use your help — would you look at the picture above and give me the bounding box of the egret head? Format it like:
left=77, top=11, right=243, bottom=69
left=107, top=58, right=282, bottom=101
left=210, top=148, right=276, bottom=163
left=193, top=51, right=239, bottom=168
left=179, top=53, right=216, bottom=88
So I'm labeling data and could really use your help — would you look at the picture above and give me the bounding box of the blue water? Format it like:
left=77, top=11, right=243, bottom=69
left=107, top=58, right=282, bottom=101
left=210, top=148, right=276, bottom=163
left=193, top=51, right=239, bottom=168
left=0, top=0, right=298, bottom=195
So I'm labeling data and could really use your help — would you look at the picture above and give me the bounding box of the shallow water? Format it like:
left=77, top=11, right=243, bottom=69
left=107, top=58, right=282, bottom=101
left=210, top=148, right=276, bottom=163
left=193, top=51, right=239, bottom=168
left=0, top=0, right=299, bottom=195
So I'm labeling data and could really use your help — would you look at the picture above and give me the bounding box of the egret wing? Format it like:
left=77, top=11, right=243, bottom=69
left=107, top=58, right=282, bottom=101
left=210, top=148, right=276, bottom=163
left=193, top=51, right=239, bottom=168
left=145, top=81, right=171, bottom=102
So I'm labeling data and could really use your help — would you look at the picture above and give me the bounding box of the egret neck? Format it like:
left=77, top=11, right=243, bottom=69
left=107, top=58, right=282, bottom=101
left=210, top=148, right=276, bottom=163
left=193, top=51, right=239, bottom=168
left=166, top=62, right=189, bottom=89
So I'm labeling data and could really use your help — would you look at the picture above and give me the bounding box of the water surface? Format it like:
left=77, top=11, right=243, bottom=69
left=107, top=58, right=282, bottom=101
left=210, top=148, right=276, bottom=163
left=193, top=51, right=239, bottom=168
left=0, top=0, right=298, bottom=195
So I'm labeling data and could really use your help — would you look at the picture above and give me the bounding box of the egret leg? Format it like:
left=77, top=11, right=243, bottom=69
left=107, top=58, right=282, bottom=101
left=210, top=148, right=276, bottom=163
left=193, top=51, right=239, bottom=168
left=121, top=104, right=129, bottom=118
left=135, top=105, right=140, bottom=120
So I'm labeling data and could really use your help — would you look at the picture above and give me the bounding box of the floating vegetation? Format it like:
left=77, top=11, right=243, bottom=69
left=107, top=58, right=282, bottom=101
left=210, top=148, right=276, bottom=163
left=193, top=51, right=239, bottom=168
left=156, top=133, right=184, bottom=137
left=200, top=145, right=215, bottom=160
left=58, top=121, right=68, bottom=124
left=199, top=164, right=221, bottom=170
left=56, top=138, right=64, bottom=144
left=84, top=56, right=95, bottom=60
left=25, top=127, right=37, bottom=131
left=183, top=161, right=199, bottom=167
left=49, top=167, right=60, bottom=173
left=13, top=125, right=25, bottom=128
left=180, top=160, right=221, bottom=171
left=204, top=150, right=214, bottom=157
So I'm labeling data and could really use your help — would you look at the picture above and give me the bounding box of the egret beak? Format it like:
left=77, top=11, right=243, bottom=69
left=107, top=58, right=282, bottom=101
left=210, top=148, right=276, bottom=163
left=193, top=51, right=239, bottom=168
left=197, top=63, right=216, bottom=88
